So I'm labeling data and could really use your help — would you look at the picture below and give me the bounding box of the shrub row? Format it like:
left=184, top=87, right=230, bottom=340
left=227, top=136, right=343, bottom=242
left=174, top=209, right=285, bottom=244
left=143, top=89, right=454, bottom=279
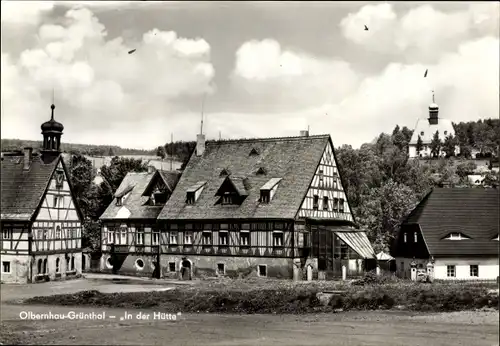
left=23, top=282, right=498, bottom=314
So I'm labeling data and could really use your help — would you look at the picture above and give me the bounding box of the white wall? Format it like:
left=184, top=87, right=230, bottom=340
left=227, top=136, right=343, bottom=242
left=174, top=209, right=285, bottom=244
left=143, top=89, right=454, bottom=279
left=434, top=257, right=499, bottom=280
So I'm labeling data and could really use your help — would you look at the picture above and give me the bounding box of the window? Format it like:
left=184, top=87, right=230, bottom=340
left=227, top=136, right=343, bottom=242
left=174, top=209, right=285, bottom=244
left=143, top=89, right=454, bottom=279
left=258, top=264, right=267, bottom=277
left=107, top=230, right=114, bottom=243
left=333, top=198, right=339, bottom=212
left=323, top=196, right=329, bottom=211
left=222, top=192, right=235, bottom=205
left=240, top=231, right=250, bottom=247
left=420, top=131, right=424, bottom=136
left=202, top=231, right=212, bottom=246
left=186, top=192, right=195, bottom=205
left=184, top=231, right=193, bottom=245
left=55, top=226, right=61, bottom=239
left=313, top=195, right=319, bottom=210
left=136, top=229, right=145, bottom=245
left=318, top=169, right=324, bottom=182
left=37, top=230, right=43, bottom=239
left=273, top=231, right=283, bottom=247
left=135, top=259, right=144, bottom=270
left=219, top=231, right=228, bottom=246
left=66, top=256, right=70, bottom=271
left=260, top=190, right=270, bottom=203
left=106, top=257, right=113, bottom=269
left=168, top=262, right=176, bottom=272
left=404, top=232, right=407, bottom=243
left=444, top=131, right=448, bottom=136
left=217, top=263, right=225, bottom=275
left=414, top=232, right=417, bottom=243
left=53, top=195, right=59, bottom=208
left=447, top=265, right=456, bottom=277
left=470, top=265, right=479, bottom=277
left=43, top=258, right=48, bottom=273
left=43, top=230, right=48, bottom=240
left=56, top=258, right=60, bottom=273
left=116, top=197, right=122, bottom=206
left=55, top=170, right=64, bottom=188
left=152, top=232, right=159, bottom=246
left=339, top=199, right=345, bottom=213
left=119, top=226, right=127, bottom=245
left=71, top=256, right=75, bottom=271
left=2, top=261, right=10, bottom=273
left=169, top=231, right=178, bottom=245
left=38, top=259, right=43, bottom=274
left=2, top=228, right=12, bottom=239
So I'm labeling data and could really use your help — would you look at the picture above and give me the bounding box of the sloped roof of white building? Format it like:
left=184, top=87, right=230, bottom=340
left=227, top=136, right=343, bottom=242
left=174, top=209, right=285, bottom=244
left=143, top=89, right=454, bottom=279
left=409, top=118, right=455, bottom=144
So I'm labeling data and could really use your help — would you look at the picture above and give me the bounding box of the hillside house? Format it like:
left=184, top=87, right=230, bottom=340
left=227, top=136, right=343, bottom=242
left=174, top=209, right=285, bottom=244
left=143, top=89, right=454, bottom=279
left=149, top=131, right=376, bottom=280
left=1, top=104, right=84, bottom=283
left=99, top=167, right=180, bottom=277
left=408, top=99, right=458, bottom=158
left=392, top=188, right=499, bottom=280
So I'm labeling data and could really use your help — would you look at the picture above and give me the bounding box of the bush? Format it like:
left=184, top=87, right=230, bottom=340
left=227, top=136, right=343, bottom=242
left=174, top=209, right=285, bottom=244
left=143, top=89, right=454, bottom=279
left=22, top=282, right=498, bottom=314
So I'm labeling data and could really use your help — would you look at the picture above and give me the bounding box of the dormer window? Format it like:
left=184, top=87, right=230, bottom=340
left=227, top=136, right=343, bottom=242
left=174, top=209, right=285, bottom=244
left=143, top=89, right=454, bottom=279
left=116, top=197, right=123, bottom=206
left=220, top=168, right=231, bottom=177
left=186, top=181, right=206, bottom=205
left=444, top=131, right=448, bottom=136
left=256, top=167, right=267, bottom=175
left=443, top=232, right=471, bottom=240
left=249, top=148, right=259, bottom=156
left=420, top=131, right=424, bottom=136
left=260, top=190, right=270, bottom=203
left=259, top=178, right=281, bottom=204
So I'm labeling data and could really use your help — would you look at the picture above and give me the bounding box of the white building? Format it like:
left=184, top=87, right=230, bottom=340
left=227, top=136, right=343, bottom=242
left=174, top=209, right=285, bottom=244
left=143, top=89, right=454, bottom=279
left=408, top=101, right=457, bottom=158
left=393, top=188, right=499, bottom=281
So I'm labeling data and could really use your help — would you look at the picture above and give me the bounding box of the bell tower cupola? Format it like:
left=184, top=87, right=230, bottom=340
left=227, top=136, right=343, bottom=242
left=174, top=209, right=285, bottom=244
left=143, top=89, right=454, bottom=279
left=40, top=104, right=64, bottom=163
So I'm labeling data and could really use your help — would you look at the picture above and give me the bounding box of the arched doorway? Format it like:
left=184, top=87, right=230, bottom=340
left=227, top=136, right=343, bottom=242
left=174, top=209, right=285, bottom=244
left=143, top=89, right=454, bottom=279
left=82, top=255, right=86, bottom=271
left=181, top=258, right=192, bottom=280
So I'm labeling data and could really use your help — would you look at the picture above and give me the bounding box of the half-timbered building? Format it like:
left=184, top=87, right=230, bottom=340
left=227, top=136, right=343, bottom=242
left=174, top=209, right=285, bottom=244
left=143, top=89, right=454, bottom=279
left=147, top=131, right=375, bottom=280
left=99, top=168, right=180, bottom=277
left=1, top=104, right=84, bottom=283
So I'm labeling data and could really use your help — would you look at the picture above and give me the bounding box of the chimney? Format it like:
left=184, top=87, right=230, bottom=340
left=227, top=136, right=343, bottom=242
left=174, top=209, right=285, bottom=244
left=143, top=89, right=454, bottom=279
left=196, top=134, right=206, bottom=156
left=23, top=147, right=33, bottom=170
left=300, top=130, right=309, bottom=137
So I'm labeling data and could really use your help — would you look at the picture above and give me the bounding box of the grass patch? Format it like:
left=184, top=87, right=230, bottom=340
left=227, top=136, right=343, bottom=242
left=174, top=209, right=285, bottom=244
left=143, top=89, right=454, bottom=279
left=23, top=278, right=499, bottom=314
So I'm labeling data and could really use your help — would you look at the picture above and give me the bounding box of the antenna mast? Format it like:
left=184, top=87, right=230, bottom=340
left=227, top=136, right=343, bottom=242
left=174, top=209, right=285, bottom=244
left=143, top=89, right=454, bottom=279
left=200, top=93, right=206, bottom=135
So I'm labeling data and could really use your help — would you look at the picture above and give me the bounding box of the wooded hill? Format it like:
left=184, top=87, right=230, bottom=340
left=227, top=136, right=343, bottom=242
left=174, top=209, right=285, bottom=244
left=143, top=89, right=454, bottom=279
left=1, top=139, right=155, bottom=157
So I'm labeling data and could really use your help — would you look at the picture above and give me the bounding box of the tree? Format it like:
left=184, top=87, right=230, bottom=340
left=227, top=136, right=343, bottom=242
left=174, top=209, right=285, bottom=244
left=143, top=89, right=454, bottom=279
left=483, top=171, right=499, bottom=188
left=68, top=155, right=95, bottom=218
left=100, top=157, right=149, bottom=193
left=416, top=135, right=423, bottom=156
left=455, top=161, right=477, bottom=179
left=430, top=131, right=441, bottom=158
left=442, top=134, right=457, bottom=158
left=156, top=146, right=166, bottom=159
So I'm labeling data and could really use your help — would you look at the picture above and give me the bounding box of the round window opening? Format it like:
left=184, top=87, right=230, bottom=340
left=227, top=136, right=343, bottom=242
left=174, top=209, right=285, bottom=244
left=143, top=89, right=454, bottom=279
left=135, top=259, right=145, bottom=270
left=106, top=257, right=113, bottom=269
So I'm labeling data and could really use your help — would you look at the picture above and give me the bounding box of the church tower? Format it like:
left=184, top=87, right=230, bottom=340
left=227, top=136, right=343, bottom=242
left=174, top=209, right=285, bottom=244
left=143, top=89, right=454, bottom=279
left=40, top=104, right=64, bottom=164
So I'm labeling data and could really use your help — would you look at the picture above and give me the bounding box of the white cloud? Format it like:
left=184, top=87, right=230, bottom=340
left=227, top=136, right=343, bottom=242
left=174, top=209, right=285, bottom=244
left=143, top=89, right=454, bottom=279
left=1, top=1, right=55, bottom=26
left=1, top=7, right=215, bottom=148
left=231, top=34, right=499, bottom=148
left=340, top=3, right=499, bottom=60
left=232, top=39, right=360, bottom=110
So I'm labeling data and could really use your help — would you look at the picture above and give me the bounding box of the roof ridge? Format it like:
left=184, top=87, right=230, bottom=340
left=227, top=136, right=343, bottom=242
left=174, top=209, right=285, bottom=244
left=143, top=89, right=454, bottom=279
left=206, top=134, right=330, bottom=145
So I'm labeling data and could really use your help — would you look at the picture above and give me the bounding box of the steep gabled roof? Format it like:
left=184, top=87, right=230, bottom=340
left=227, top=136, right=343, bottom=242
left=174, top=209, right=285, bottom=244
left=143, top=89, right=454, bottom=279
left=100, top=171, right=163, bottom=220
left=142, top=170, right=181, bottom=197
left=408, top=118, right=455, bottom=145
left=0, top=154, right=69, bottom=221
left=402, top=188, right=499, bottom=256
left=158, top=135, right=330, bottom=220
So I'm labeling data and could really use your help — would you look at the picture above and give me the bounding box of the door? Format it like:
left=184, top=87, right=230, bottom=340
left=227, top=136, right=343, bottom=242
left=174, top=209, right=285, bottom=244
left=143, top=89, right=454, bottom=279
left=181, top=259, right=191, bottom=280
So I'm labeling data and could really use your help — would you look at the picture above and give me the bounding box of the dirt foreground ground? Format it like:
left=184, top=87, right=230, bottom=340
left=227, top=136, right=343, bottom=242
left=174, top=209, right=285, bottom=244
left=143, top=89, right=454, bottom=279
left=1, top=276, right=498, bottom=346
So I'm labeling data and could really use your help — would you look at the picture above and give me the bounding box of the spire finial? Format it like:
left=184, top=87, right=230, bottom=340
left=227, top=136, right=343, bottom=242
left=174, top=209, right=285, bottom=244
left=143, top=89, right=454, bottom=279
left=50, top=104, right=55, bottom=120
left=432, top=90, right=435, bottom=103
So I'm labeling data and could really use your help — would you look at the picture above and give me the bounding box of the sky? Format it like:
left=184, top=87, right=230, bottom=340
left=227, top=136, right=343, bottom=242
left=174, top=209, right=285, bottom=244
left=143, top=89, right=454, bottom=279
left=1, top=1, right=499, bottom=150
